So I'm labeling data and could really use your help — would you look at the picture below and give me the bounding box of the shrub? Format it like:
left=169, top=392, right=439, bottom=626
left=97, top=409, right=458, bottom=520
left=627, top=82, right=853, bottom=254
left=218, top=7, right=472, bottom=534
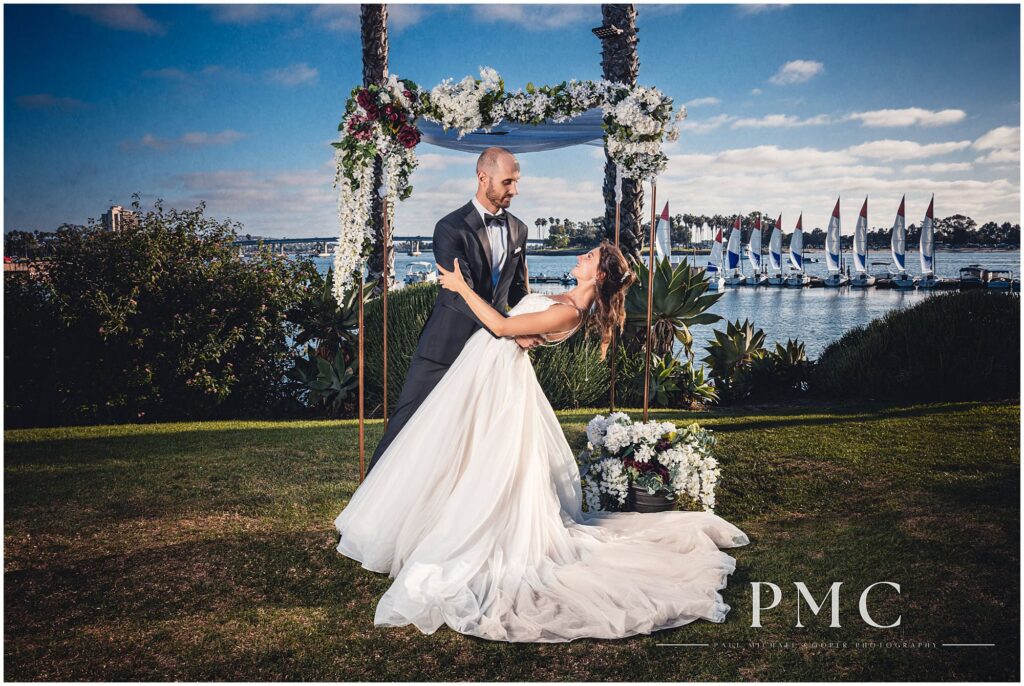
left=812, top=290, right=1020, bottom=401
left=4, top=196, right=315, bottom=426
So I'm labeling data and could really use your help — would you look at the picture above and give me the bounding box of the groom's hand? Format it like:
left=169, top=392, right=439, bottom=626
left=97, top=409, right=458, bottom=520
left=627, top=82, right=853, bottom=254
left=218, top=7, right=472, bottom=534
left=515, top=334, right=545, bottom=350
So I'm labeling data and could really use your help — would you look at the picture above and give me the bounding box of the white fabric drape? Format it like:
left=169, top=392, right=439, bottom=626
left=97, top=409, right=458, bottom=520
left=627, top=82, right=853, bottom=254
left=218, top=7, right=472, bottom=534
left=419, top=107, right=606, bottom=154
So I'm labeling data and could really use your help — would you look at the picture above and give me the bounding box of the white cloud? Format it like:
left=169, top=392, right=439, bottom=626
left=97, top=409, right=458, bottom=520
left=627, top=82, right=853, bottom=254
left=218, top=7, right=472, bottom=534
left=415, top=153, right=476, bottom=172
left=389, top=4, right=429, bottom=30
left=731, top=113, right=832, bottom=129
left=264, top=63, right=319, bottom=87
left=165, top=167, right=337, bottom=236
left=685, top=97, right=721, bottom=107
left=750, top=88, right=763, bottom=96
left=680, top=114, right=737, bottom=134
left=15, top=93, right=89, bottom=111
left=471, top=4, right=595, bottom=30
left=768, top=60, right=824, bottom=86
left=737, top=4, right=791, bottom=15
left=129, top=130, right=247, bottom=152
left=309, top=5, right=360, bottom=32
left=972, top=126, right=1020, bottom=164
left=308, top=4, right=427, bottom=32
left=846, top=108, right=967, bottom=127
left=973, top=125, right=1019, bottom=150
left=845, top=139, right=971, bottom=160
left=66, top=5, right=165, bottom=35
left=208, top=5, right=296, bottom=24
left=902, top=162, right=973, bottom=175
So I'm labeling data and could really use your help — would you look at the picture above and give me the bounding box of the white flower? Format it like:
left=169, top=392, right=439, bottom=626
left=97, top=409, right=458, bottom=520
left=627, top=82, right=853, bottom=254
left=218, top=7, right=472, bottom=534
left=603, top=423, right=631, bottom=454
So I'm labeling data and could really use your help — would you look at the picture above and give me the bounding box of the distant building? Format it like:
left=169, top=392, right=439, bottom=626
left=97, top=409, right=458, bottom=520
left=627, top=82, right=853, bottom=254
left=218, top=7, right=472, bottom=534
left=101, top=205, right=139, bottom=231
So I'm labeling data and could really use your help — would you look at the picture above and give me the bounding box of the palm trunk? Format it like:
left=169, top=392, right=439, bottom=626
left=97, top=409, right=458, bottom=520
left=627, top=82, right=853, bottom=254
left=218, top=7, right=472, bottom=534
left=600, top=4, right=643, bottom=263
left=361, top=4, right=393, bottom=296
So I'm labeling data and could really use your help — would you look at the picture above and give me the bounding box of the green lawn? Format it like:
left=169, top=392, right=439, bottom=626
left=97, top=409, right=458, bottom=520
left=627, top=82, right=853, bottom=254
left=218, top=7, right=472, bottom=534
left=4, top=401, right=1019, bottom=680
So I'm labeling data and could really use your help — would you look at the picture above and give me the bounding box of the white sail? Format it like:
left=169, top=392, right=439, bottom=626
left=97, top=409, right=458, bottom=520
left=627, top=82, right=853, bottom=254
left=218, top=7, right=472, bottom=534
left=701, top=222, right=710, bottom=244
left=768, top=214, right=782, bottom=273
left=654, top=202, right=671, bottom=261
left=853, top=197, right=868, bottom=274
left=746, top=216, right=762, bottom=273
left=726, top=218, right=742, bottom=271
left=891, top=195, right=906, bottom=272
left=707, top=226, right=723, bottom=272
left=790, top=214, right=804, bottom=271
left=920, top=195, right=935, bottom=274
left=825, top=197, right=841, bottom=273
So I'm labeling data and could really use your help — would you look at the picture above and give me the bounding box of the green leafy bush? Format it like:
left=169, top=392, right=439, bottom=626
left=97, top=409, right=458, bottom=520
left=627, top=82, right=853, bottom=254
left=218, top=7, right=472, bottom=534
left=4, top=196, right=315, bottom=426
left=812, top=290, right=1020, bottom=400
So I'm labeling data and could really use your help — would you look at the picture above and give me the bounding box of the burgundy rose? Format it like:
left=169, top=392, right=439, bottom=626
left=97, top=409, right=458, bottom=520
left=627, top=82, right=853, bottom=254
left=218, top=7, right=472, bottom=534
left=383, top=104, right=394, bottom=116
left=404, top=89, right=416, bottom=102
left=396, top=125, right=420, bottom=149
left=387, top=110, right=400, bottom=123
left=356, top=89, right=373, bottom=109
left=364, top=104, right=380, bottom=120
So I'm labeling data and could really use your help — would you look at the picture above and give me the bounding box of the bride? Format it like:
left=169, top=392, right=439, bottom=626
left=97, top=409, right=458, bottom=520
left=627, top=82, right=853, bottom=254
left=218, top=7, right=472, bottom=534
left=334, top=239, right=750, bottom=643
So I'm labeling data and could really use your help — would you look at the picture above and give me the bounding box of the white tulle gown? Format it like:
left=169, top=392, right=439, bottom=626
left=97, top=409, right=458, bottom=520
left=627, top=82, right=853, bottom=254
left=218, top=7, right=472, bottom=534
left=334, top=292, right=750, bottom=642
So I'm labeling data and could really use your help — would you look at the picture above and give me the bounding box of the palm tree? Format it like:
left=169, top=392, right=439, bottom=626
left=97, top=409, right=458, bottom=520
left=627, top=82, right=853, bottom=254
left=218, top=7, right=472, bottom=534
left=534, top=217, right=547, bottom=241
left=599, top=4, right=642, bottom=262
left=361, top=4, right=392, bottom=296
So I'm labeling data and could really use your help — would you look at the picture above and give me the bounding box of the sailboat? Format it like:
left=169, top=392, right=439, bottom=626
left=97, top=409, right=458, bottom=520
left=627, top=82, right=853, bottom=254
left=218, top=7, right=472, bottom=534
left=850, top=197, right=876, bottom=288
left=654, top=201, right=672, bottom=263
left=766, top=214, right=786, bottom=286
left=407, top=239, right=421, bottom=257
left=889, top=195, right=916, bottom=289
left=743, top=215, right=769, bottom=286
left=823, top=197, right=849, bottom=287
left=704, top=224, right=726, bottom=291
left=917, top=195, right=938, bottom=289
left=724, top=216, right=746, bottom=286
left=785, top=213, right=810, bottom=287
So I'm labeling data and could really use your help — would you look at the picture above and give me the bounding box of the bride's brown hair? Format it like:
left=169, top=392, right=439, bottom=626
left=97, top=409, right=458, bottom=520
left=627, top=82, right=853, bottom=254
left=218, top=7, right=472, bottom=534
left=586, top=239, right=637, bottom=360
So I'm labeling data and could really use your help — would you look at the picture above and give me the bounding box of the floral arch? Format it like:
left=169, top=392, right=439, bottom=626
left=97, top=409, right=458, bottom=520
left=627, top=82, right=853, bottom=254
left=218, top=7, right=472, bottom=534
left=330, top=67, right=687, bottom=301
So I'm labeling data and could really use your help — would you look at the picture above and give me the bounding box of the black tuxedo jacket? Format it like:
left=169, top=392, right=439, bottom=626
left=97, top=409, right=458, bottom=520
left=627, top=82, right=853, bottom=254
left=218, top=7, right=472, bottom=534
left=415, top=201, right=530, bottom=365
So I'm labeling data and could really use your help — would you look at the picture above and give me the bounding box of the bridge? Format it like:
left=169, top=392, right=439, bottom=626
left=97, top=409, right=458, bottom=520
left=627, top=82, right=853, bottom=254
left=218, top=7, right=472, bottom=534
left=231, top=235, right=548, bottom=247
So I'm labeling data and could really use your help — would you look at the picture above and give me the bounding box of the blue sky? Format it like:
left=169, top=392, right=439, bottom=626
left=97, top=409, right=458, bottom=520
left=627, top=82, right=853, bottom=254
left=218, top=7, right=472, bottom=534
left=4, top=3, right=1020, bottom=237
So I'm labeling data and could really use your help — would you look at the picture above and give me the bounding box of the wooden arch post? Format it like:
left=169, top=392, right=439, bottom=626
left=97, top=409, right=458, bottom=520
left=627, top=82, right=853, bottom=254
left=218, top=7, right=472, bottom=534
left=642, top=179, right=657, bottom=422
left=608, top=165, right=622, bottom=412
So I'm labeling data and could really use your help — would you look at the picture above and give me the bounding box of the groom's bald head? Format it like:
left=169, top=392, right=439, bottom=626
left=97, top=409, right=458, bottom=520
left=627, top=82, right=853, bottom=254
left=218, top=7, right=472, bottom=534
left=476, top=146, right=520, bottom=211
left=476, top=146, right=518, bottom=175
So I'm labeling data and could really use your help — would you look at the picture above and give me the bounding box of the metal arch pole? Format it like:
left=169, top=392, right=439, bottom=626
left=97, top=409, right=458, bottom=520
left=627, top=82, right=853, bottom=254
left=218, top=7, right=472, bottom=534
left=358, top=272, right=366, bottom=483
left=642, top=180, right=657, bottom=422
left=381, top=197, right=389, bottom=434
left=609, top=199, right=621, bottom=412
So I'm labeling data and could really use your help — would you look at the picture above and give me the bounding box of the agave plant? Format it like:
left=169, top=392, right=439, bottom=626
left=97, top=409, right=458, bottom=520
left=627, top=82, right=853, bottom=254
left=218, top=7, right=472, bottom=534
left=648, top=353, right=720, bottom=408
left=286, top=344, right=359, bottom=416
left=648, top=353, right=682, bottom=407
left=624, top=256, right=724, bottom=360
left=677, top=360, right=719, bottom=408
left=750, top=337, right=812, bottom=397
left=285, top=267, right=367, bottom=361
left=702, top=318, right=768, bottom=403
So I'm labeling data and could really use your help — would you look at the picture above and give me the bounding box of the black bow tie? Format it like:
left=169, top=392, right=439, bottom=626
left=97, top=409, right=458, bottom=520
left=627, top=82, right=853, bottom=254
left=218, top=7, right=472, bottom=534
left=483, top=213, right=507, bottom=226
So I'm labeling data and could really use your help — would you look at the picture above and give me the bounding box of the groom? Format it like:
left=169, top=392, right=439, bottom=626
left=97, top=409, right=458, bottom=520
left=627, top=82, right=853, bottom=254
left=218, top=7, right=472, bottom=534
left=366, top=146, right=541, bottom=475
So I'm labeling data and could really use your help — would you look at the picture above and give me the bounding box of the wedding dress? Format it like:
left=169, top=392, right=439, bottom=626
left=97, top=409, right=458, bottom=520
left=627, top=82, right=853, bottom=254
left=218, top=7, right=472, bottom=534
left=334, top=292, right=750, bottom=643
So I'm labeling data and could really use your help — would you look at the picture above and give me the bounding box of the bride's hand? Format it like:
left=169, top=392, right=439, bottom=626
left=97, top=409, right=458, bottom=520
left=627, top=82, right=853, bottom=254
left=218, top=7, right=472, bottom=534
left=437, top=258, right=468, bottom=294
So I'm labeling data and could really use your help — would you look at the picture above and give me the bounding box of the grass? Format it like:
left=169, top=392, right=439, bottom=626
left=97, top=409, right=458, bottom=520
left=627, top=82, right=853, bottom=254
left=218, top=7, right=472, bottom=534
left=4, top=400, right=1019, bottom=680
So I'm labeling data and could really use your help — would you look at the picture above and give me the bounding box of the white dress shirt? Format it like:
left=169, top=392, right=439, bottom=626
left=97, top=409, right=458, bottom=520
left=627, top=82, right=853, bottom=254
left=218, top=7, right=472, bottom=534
left=471, top=196, right=507, bottom=282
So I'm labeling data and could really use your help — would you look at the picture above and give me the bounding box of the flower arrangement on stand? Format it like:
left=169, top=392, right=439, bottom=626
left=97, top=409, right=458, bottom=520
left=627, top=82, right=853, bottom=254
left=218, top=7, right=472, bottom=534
left=331, top=67, right=686, bottom=303
left=579, top=412, right=720, bottom=514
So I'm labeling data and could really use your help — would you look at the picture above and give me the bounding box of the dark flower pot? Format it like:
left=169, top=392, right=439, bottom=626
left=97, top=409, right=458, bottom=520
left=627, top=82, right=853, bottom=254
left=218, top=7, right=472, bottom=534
left=628, top=485, right=675, bottom=513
